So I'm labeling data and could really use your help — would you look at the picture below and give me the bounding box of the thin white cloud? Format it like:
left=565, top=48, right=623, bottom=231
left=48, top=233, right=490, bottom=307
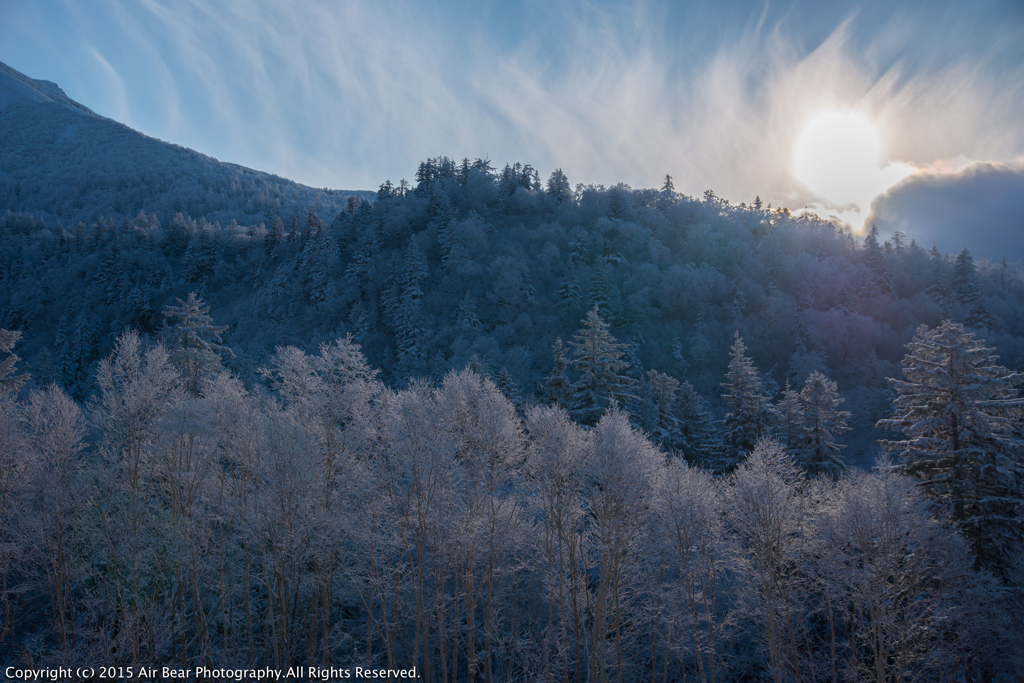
left=25, top=0, right=1023, bottom=208
left=84, top=45, right=128, bottom=122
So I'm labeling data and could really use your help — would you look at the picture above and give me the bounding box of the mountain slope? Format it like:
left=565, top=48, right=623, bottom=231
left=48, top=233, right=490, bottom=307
left=0, top=61, right=370, bottom=227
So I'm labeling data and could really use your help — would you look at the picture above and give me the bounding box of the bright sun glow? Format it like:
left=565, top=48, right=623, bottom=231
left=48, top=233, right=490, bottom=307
left=792, top=110, right=913, bottom=228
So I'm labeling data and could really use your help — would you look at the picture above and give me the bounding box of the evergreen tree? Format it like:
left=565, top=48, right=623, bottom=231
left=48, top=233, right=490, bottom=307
left=568, top=307, right=635, bottom=426
left=546, top=169, right=572, bottom=203
left=557, top=265, right=583, bottom=312
left=587, top=263, right=622, bottom=323
left=646, top=369, right=682, bottom=449
left=721, top=332, right=773, bottom=466
left=495, top=366, right=524, bottom=414
left=796, top=371, right=850, bottom=478
left=877, top=321, right=1024, bottom=570
left=0, top=329, right=28, bottom=393
left=775, top=380, right=803, bottom=451
left=161, top=292, right=232, bottom=396
left=952, top=248, right=982, bottom=308
left=953, top=248, right=994, bottom=329
left=539, top=337, right=572, bottom=408
left=657, top=175, right=675, bottom=211
left=454, top=295, right=483, bottom=334
left=862, top=225, right=894, bottom=294
left=677, top=380, right=721, bottom=464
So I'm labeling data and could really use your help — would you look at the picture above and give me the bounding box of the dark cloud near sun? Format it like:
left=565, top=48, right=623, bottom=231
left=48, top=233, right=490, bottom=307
left=867, top=163, right=1024, bottom=264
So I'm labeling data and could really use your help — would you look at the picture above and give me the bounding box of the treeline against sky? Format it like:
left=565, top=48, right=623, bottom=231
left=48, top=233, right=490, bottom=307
left=4, top=157, right=1024, bottom=463
left=0, top=327, right=1022, bottom=679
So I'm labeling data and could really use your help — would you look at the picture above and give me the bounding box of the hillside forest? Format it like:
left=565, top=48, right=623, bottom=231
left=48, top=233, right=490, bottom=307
left=1, top=157, right=1024, bottom=679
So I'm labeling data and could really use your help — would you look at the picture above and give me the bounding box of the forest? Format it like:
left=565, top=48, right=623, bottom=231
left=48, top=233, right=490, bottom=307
left=1, top=155, right=1024, bottom=679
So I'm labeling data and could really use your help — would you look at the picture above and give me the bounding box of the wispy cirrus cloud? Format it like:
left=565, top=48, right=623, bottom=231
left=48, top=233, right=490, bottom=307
left=2, top=0, right=1022, bottom=226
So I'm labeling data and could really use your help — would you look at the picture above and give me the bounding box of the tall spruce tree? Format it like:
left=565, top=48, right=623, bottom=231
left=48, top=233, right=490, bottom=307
left=161, top=292, right=232, bottom=397
left=539, top=337, right=572, bottom=408
left=0, top=330, right=28, bottom=393
left=646, top=369, right=682, bottom=449
left=568, top=307, right=635, bottom=426
left=878, top=321, right=1024, bottom=570
left=721, top=332, right=773, bottom=466
left=952, top=248, right=994, bottom=329
left=796, top=371, right=850, bottom=478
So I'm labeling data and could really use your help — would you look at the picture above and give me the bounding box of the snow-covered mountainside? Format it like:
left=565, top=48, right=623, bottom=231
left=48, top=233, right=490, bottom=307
left=0, top=61, right=370, bottom=227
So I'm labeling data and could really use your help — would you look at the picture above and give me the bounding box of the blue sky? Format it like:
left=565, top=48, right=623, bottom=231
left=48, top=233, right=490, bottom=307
left=2, top=0, right=1023, bottom=258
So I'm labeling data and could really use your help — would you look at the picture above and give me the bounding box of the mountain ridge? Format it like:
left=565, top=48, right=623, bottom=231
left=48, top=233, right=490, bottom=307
left=0, top=60, right=371, bottom=227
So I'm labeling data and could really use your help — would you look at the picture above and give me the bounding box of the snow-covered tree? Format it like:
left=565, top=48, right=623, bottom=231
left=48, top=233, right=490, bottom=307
left=728, top=439, right=808, bottom=682
left=646, top=369, right=682, bottom=449
left=92, top=329, right=180, bottom=492
left=162, top=292, right=232, bottom=396
left=877, top=321, right=1024, bottom=569
left=539, top=338, right=572, bottom=409
left=546, top=168, right=572, bottom=203
left=568, top=307, right=635, bottom=426
left=796, top=371, right=850, bottom=478
left=524, top=405, right=589, bottom=681
left=952, top=248, right=994, bottom=329
left=721, top=332, right=773, bottom=467
left=952, top=247, right=982, bottom=308
left=775, top=380, right=803, bottom=451
left=651, top=459, right=730, bottom=679
left=0, top=329, right=28, bottom=393
left=862, top=225, right=893, bottom=294
left=584, top=408, right=658, bottom=682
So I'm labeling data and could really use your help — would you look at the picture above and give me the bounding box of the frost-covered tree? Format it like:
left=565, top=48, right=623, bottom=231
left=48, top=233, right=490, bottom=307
left=92, top=329, right=180, bottom=492
left=161, top=292, right=232, bottom=396
left=721, top=333, right=773, bottom=466
left=21, top=385, right=86, bottom=650
left=651, top=459, right=730, bottom=680
left=952, top=248, right=994, bottom=329
left=0, top=329, right=28, bottom=393
left=584, top=408, right=658, bottom=682
left=862, top=225, right=893, bottom=294
left=797, top=371, right=850, bottom=478
left=952, top=247, right=982, bottom=308
left=539, top=338, right=572, bottom=409
left=546, top=168, right=572, bottom=203
left=775, top=380, right=803, bottom=451
left=646, top=369, right=682, bottom=449
left=878, top=321, right=1024, bottom=568
left=524, top=405, right=589, bottom=681
left=568, top=307, right=635, bottom=426
left=728, top=439, right=808, bottom=682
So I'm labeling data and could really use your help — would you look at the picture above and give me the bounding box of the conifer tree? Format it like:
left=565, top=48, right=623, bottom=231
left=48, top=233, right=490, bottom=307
left=775, top=380, right=803, bottom=451
left=952, top=248, right=981, bottom=307
left=568, top=307, right=635, bottom=426
left=878, top=321, right=1024, bottom=569
left=0, top=330, right=28, bottom=393
left=796, top=371, right=850, bottom=478
left=721, top=332, right=773, bottom=465
left=657, top=175, right=675, bottom=211
left=162, top=292, right=232, bottom=396
left=677, top=380, right=721, bottom=464
left=540, top=337, right=572, bottom=408
left=454, top=295, right=482, bottom=334
left=862, top=225, right=894, bottom=294
left=546, top=169, right=572, bottom=203
left=646, top=369, right=682, bottom=449
left=953, top=248, right=994, bottom=329
left=495, top=367, right=524, bottom=414
left=557, top=265, right=583, bottom=312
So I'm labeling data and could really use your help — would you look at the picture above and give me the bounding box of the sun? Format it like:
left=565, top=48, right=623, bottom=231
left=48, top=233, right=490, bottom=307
left=792, top=110, right=912, bottom=223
